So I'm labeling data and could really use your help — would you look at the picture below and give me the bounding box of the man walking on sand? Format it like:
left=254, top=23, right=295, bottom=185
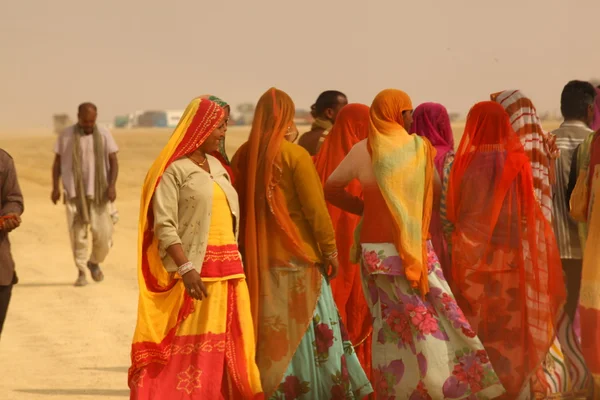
left=0, top=149, right=23, bottom=338
left=51, top=102, right=119, bottom=287
left=298, top=90, right=348, bottom=155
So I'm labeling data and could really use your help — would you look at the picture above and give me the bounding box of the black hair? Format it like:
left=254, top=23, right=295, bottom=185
left=313, top=90, right=346, bottom=116
left=560, top=81, right=596, bottom=120
left=78, top=102, right=98, bottom=114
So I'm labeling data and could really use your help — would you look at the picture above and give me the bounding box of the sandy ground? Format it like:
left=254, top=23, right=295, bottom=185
left=0, top=121, right=561, bottom=399
left=0, top=127, right=253, bottom=400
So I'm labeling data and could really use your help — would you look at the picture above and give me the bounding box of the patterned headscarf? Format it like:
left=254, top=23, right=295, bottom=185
left=200, top=94, right=231, bottom=164
left=412, top=102, right=454, bottom=177
left=491, top=90, right=554, bottom=222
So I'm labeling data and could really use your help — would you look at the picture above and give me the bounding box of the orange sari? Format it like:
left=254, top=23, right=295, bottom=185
left=232, top=88, right=322, bottom=396
left=446, top=101, right=566, bottom=398
left=314, top=103, right=373, bottom=382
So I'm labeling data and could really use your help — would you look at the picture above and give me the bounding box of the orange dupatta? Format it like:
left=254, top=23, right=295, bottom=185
left=368, top=89, right=435, bottom=294
left=314, top=103, right=372, bottom=374
left=129, top=98, right=224, bottom=378
left=446, top=101, right=565, bottom=397
left=232, top=88, right=322, bottom=396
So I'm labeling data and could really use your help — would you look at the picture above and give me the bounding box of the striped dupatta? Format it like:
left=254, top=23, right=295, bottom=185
left=492, top=90, right=555, bottom=222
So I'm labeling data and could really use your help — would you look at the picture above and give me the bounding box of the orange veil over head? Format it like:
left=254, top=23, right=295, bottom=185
left=232, top=88, right=322, bottom=395
left=314, top=103, right=372, bottom=373
left=446, top=101, right=565, bottom=396
left=129, top=98, right=224, bottom=379
left=367, top=89, right=435, bottom=294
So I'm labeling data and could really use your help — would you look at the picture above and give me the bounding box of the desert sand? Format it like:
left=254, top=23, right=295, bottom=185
left=0, top=121, right=562, bottom=399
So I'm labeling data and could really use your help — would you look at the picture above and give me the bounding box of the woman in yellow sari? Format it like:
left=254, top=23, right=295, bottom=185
left=232, top=88, right=372, bottom=399
left=128, top=97, right=263, bottom=399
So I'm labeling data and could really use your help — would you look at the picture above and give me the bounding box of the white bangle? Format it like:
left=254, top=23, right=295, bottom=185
left=178, top=261, right=194, bottom=276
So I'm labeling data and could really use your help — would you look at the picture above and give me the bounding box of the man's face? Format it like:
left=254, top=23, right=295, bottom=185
left=78, top=110, right=97, bottom=134
left=325, top=95, right=348, bottom=123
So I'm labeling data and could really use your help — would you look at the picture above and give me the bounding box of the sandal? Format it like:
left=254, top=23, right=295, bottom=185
left=74, top=271, right=88, bottom=287
left=87, top=262, right=104, bottom=282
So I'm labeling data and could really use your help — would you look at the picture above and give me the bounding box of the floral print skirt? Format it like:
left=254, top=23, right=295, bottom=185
left=270, top=276, right=373, bottom=399
left=361, top=241, right=506, bottom=399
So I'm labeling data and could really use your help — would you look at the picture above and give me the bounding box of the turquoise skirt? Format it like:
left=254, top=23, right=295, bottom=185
left=270, top=276, right=373, bottom=399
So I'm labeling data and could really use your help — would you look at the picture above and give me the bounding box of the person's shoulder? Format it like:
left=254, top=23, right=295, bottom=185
left=280, top=141, right=313, bottom=169
left=97, top=125, right=112, bottom=135
left=305, top=126, right=325, bottom=134
left=300, top=127, right=315, bottom=135
left=0, top=149, right=14, bottom=163
left=58, top=125, right=75, bottom=138
left=0, top=149, right=16, bottom=172
left=164, top=158, right=190, bottom=176
left=349, top=139, right=368, bottom=154
left=300, top=128, right=322, bottom=139
left=282, top=140, right=310, bottom=157
left=298, top=129, right=320, bottom=146
left=552, top=126, right=570, bottom=137
left=354, top=138, right=367, bottom=148
left=98, top=125, right=117, bottom=142
left=553, top=123, right=592, bottom=138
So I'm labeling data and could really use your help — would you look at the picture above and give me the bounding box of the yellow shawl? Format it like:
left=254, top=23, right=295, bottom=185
left=368, top=89, right=435, bottom=294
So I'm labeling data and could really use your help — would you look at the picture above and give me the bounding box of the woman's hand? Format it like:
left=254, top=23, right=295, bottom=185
left=165, top=244, right=208, bottom=300
left=182, top=270, right=208, bottom=300
left=325, top=257, right=339, bottom=280
left=1, top=214, right=21, bottom=232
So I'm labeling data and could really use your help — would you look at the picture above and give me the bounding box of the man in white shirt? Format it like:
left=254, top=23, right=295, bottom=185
left=51, top=103, right=119, bottom=286
left=552, top=81, right=596, bottom=319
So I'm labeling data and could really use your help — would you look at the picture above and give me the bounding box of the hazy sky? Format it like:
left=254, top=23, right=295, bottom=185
left=1, top=0, right=598, bottom=130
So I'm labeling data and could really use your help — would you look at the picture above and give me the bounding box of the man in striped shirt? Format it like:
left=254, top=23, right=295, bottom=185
left=552, top=80, right=597, bottom=324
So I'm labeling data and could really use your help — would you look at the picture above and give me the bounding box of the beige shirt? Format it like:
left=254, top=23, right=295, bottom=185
left=54, top=125, right=119, bottom=199
left=152, top=155, right=239, bottom=273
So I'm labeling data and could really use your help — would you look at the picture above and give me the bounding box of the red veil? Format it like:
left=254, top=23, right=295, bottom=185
left=446, top=101, right=565, bottom=397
